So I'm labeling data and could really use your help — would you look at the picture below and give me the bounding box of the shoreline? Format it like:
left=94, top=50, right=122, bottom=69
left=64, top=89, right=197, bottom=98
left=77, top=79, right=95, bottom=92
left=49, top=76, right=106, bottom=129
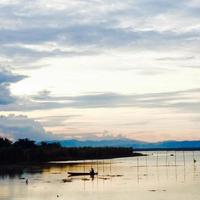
left=0, top=152, right=146, bottom=166
left=135, top=148, right=200, bottom=151
left=0, top=152, right=146, bottom=176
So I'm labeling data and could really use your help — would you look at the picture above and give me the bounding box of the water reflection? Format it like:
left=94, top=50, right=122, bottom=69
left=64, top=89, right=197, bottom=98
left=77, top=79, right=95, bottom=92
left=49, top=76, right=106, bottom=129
left=0, top=151, right=200, bottom=200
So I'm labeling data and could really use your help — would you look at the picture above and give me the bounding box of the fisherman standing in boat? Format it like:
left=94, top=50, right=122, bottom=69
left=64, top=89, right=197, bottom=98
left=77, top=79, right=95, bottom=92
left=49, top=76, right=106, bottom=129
left=90, top=167, right=95, bottom=180
left=90, top=167, right=94, bottom=175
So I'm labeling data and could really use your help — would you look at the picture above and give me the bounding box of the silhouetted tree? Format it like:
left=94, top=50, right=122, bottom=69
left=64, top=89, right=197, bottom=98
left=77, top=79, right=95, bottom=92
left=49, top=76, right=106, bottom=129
left=40, top=141, right=61, bottom=148
left=0, top=137, right=12, bottom=148
left=14, top=138, right=36, bottom=148
left=0, top=137, right=136, bottom=163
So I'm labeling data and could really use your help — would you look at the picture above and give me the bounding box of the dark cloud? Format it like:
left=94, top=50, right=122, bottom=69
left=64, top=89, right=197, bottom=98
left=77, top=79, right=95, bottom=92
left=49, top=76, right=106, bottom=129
left=0, top=69, right=27, bottom=105
left=0, top=100, right=68, bottom=111
left=0, top=69, right=26, bottom=84
left=57, top=89, right=200, bottom=111
left=0, top=0, right=200, bottom=64
left=0, top=114, right=59, bottom=141
left=0, top=85, right=15, bottom=105
left=2, top=88, right=200, bottom=113
left=156, top=56, right=196, bottom=61
left=0, top=25, right=198, bottom=49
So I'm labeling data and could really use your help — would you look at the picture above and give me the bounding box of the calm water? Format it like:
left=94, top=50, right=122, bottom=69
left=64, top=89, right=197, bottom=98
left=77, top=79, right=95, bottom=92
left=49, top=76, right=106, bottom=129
left=0, top=151, right=200, bottom=200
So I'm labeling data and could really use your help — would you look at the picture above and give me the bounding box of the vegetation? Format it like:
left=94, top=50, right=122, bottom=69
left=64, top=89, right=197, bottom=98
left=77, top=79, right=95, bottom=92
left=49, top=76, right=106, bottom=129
left=0, top=137, right=140, bottom=164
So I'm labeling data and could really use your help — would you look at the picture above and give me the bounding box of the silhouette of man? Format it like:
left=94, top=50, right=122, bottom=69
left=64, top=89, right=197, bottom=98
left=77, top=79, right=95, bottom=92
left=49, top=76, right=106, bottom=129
left=90, top=167, right=94, bottom=174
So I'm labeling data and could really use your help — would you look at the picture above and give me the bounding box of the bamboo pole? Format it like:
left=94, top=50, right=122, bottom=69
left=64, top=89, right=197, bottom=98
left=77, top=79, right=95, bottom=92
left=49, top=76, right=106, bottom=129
left=183, top=151, right=185, bottom=166
left=166, top=151, right=168, bottom=166
left=175, top=151, right=177, bottom=166
left=156, top=151, right=159, bottom=166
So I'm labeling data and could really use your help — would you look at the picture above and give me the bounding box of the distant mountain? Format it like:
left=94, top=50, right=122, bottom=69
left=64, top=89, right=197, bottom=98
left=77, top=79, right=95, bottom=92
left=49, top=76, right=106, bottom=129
left=145, top=140, right=200, bottom=149
left=54, top=139, right=200, bottom=150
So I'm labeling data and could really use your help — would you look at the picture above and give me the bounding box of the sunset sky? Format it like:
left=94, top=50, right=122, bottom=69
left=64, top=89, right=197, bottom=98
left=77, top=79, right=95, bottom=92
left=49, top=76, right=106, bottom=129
left=0, top=0, right=200, bottom=142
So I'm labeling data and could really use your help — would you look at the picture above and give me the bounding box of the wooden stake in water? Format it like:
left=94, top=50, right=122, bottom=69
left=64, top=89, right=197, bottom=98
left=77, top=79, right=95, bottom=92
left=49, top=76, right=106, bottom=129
left=183, top=151, right=186, bottom=181
left=91, top=160, right=93, bottom=168
left=137, top=157, right=139, bottom=184
left=175, top=151, right=177, bottom=166
left=183, top=151, right=185, bottom=167
left=110, top=160, right=112, bottom=174
left=103, top=159, right=105, bottom=174
left=145, top=154, right=148, bottom=180
left=166, top=151, right=168, bottom=166
left=97, top=160, right=99, bottom=172
left=165, top=151, right=169, bottom=180
left=145, top=154, right=148, bottom=167
left=193, top=151, right=196, bottom=166
left=175, top=162, right=177, bottom=182
left=84, top=160, right=86, bottom=173
left=156, top=152, right=159, bottom=166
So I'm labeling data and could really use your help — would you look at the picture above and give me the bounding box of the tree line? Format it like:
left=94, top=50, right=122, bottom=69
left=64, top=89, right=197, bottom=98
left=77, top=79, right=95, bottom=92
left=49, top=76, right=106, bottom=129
left=0, top=137, right=135, bottom=163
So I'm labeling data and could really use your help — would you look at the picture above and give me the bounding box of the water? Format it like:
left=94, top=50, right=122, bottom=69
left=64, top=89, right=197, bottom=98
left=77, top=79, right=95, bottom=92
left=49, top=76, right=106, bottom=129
left=0, top=151, right=200, bottom=200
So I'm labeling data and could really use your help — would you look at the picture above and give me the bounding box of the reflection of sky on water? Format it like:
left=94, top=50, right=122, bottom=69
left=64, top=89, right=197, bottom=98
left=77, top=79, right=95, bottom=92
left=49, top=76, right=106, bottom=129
left=0, top=151, right=200, bottom=200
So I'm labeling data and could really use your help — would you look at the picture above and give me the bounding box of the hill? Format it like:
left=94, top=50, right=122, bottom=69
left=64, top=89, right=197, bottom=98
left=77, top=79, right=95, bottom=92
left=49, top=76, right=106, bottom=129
left=56, top=139, right=200, bottom=150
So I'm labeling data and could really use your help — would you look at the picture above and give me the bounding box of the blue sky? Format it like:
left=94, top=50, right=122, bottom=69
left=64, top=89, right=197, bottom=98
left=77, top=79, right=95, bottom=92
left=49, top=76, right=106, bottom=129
left=0, top=0, right=200, bottom=141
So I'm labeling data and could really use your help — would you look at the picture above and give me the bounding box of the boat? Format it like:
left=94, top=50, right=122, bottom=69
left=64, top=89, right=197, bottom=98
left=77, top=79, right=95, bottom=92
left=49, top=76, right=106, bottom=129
left=68, top=172, right=98, bottom=176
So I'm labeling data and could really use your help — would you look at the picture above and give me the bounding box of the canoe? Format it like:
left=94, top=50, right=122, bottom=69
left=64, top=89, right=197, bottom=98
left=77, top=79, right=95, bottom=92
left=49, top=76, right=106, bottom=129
left=68, top=172, right=98, bottom=176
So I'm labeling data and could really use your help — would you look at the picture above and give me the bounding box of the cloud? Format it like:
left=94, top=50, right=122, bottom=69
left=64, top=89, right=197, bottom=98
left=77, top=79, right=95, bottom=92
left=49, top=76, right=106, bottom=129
left=0, top=68, right=27, bottom=105
left=57, top=130, right=126, bottom=141
left=0, top=68, right=26, bottom=84
left=59, top=89, right=200, bottom=112
left=1, top=88, right=200, bottom=114
left=0, top=114, right=116, bottom=141
left=156, top=56, right=196, bottom=61
left=34, top=114, right=81, bottom=127
left=0, top=0, right=200, bottom=67
left=0, top=84, right=15, bottom=105
left=0, top=114, right=59, bottom=141
left=0, top=25, right=198, bottom=51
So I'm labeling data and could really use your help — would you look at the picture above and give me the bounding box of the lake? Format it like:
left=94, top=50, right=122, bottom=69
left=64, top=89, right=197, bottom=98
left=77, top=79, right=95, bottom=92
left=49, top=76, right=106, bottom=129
left=0, top=151, right=200, bottom=200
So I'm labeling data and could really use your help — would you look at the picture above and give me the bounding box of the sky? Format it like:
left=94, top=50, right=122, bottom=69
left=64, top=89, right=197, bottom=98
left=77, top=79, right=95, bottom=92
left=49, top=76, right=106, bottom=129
left=0, top=0, right=200, bottom=142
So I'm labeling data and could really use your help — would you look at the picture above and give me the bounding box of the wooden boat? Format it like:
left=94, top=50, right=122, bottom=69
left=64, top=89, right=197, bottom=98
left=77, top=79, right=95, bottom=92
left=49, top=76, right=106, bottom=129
left=68, top=172, right=98, bottom=176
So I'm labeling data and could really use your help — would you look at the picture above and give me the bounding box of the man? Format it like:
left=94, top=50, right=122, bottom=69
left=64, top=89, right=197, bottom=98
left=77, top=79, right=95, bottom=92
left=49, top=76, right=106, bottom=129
left=90, top=167, right=94, bottom=174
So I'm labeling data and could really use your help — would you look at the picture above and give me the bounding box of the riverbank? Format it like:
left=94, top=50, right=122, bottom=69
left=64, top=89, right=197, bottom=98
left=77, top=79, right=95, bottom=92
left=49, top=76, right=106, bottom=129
left=0, top=138, right=145, bottom=163
left=0, top=151, right=145, bottom=165
left=0, top=152, right=145, bottom=176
